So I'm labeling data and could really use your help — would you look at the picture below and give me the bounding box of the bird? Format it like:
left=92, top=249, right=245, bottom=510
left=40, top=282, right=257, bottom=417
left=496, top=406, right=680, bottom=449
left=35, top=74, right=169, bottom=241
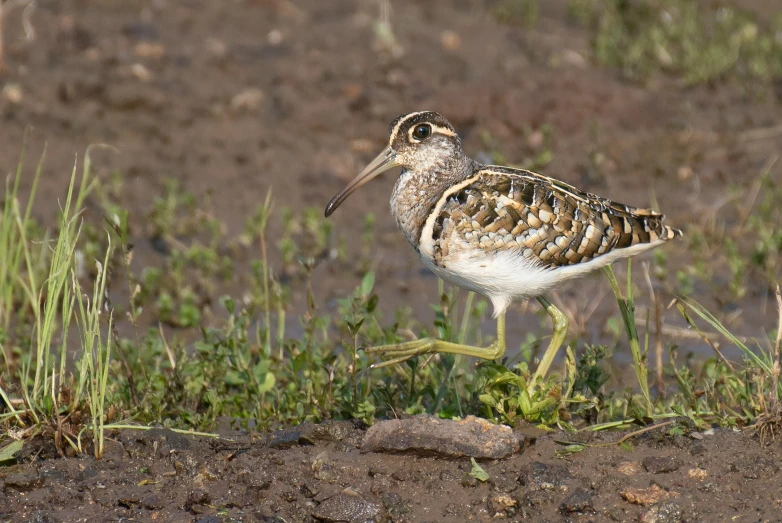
left=325, top=111, right=681, bottom=385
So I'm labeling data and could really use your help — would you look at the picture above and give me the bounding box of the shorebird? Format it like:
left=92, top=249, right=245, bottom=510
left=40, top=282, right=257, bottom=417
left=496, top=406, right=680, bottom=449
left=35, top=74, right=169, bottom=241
left=325, top=111, right=681, bottom=384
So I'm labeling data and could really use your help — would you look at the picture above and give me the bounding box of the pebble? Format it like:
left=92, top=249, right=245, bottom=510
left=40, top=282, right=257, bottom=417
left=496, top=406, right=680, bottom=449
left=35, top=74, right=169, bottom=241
left=643, top=456, right=683, bottom=474
left=560, top=487, right=595, bottom=515
left=518, top=461, right=572, bottom=489
left=312, top=490, right=385, bottom=523
left=640, top=501, right=684, bottom=523
left=620, top=484, right=678, bottom=506
left=231, top=88, right=265, bottom=113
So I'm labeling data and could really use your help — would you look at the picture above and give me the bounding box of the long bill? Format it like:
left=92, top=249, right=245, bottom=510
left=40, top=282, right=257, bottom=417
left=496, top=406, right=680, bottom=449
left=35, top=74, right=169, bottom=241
left=324, top=147, right=398, bottom=217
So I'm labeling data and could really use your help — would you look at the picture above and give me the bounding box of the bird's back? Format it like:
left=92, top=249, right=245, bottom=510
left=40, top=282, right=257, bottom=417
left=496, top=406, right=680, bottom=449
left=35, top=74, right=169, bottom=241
left=428, top=165, right=682, bottom=270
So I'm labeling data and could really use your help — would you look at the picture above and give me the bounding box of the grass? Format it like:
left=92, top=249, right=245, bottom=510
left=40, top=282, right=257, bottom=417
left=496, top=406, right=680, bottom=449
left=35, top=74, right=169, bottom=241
left=0, top=137, right=781, bottom=461
left=576, top=0, right=782, bottom=89
left=490, top=0, right=782, bottom=91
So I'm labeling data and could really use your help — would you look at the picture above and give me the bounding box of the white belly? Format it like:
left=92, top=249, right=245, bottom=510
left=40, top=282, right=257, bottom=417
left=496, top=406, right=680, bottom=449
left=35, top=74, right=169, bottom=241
left=418, top=232, right=662, bottom=318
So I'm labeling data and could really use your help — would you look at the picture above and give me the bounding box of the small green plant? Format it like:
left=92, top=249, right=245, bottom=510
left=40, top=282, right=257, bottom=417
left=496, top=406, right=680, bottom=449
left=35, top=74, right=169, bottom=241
left=603, top=262, right=653, bottom=416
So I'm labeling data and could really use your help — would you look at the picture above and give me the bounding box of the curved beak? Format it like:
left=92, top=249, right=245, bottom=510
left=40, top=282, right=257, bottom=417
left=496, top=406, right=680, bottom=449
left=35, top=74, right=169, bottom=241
left=325, top=147, right=398, bottom=217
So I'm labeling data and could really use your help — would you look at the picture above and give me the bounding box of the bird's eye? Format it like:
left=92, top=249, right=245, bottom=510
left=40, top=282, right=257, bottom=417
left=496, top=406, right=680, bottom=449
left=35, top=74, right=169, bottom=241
left=413, top=124, right=431, bottom=140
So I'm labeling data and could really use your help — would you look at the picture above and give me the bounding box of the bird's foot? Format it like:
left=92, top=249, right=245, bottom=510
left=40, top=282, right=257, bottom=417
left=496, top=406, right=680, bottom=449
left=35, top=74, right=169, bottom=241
left=364, top=338, right=504, bottom=369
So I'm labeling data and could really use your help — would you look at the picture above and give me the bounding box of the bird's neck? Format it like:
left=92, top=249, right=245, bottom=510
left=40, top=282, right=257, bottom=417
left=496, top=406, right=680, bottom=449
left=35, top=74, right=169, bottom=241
left=390, top=155, right=477, bottom=250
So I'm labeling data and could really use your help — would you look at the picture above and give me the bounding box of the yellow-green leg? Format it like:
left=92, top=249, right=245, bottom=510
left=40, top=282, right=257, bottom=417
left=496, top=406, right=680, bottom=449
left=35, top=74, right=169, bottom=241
left=529, top=296, right=569, bottom=389
left=365, top=312, right=506, bottom=368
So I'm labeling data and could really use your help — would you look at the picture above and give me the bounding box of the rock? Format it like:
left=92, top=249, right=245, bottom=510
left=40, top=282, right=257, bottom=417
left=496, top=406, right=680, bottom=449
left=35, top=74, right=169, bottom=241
left=231, top=88, right=265, bottom=113
left=381, top=492, right=408, bottom=516
left=687, top=468, right=707, bottom=480
left=643, top=456, right=682, bottom=474
left=2, top=84, right=23, bottom=104
left=640, top=501, right=684, bottom=523
left=518, top=461, right=571, bottom=489
left=141, top=494, right=164, bottom=510
left=312, top=489, right=385, bottom=523
left=488, top=493, right=517, bottom=517
left=616, top=461, right=643, bottom=475
left=3, top=472, right=43, bottom=492
left=560, top=488, right=595, bottom=515
left=620, top=484, right=678, bottom=506
left=361, top=415, right=523, bottom=459
left=135, top=42, right=166, bottom=59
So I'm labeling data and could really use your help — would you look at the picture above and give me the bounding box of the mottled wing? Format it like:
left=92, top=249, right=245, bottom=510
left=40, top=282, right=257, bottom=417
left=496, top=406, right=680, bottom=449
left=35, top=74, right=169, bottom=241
left=431, top=167, right=681, bottom=267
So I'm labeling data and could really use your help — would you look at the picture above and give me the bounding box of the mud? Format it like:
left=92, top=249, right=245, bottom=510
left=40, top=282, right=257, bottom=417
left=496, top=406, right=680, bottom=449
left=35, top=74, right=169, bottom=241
left=3, top=422, right=782, bottom=522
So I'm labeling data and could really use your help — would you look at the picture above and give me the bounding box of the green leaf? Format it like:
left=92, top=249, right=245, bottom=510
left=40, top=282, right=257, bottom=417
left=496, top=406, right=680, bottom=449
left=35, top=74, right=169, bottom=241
left=0, top=440, right=23, bottom=466
left=469, top=458, right=489, bottom=482
left=256, top=369, right=276, bottom=393
left=360, top=272, right=375, bottom=297
left=478, top=394, right=497, bottom=408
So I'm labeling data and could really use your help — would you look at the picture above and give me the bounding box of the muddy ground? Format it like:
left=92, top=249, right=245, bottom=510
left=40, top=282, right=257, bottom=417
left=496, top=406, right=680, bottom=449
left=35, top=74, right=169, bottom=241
left=2, top=0, right=782, bottom=521
left=2, top=422, right=782, bottom=522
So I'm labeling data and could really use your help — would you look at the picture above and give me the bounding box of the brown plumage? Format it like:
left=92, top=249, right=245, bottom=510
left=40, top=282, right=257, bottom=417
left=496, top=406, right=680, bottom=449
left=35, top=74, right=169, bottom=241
left=431, top=167, right=682, bottom=268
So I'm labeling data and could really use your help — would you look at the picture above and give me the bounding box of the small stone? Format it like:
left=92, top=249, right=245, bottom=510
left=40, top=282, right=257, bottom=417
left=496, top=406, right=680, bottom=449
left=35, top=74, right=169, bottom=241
left=267, top=29, right=283, bottom=46
left=620, top=484, right=678, bottom=506
left=118, top=494, right=140, bottom=508
left=640, top=501, right=684, bottom=523
left=361, top=415, right=523, bottom=459
left=205, top=38, right=227, bottom=58
left=643, top=456, right=682, bottom=474
left=488, top=493, right=516, bottom=516
left=440, top=30, right=461, bottom=51
left=231, top=88, right=265, bottom=113
left=687, top=468, right=707, bottom=480
left=2, top=84, right=23, bottom=104
left=560, top=488, right=595, bottom=515
left=518, top=461, right=571, bottom=489
left=141, top=494, right=164, bottom=510
left=312, top=490, right=385, bottom=523
left=131, top=63, right=153, bottom=82
left=135, top=42, right=165, bottom=59
left=381, top=492, right=407, bottom=515
left=616, top=461, right=643, bottom=475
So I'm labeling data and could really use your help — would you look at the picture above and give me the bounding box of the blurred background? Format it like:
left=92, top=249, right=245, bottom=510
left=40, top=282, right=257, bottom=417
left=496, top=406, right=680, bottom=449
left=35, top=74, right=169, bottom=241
left=2, top=0, right=782, bottom=368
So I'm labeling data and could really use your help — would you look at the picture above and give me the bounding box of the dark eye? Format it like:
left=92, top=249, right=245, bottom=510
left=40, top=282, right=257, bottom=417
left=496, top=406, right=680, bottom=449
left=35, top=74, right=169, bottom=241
left=413, top=124, right=431, bottom=140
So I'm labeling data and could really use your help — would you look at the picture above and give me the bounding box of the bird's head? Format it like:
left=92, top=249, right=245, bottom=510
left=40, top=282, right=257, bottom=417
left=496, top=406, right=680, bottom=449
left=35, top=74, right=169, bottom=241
left=325, top=111, right=461, bottom=216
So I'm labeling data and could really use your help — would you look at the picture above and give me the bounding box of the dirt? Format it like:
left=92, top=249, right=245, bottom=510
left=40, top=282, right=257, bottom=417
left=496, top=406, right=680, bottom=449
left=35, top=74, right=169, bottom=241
left=2, top=0, right=782, bottom=520
left=2, top=422, right=782, bottom=522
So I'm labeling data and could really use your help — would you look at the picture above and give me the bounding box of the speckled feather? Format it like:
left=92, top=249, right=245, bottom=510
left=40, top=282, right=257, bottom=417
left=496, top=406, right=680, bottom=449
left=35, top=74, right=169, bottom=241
left=431, top=166, right=682, bottom=268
